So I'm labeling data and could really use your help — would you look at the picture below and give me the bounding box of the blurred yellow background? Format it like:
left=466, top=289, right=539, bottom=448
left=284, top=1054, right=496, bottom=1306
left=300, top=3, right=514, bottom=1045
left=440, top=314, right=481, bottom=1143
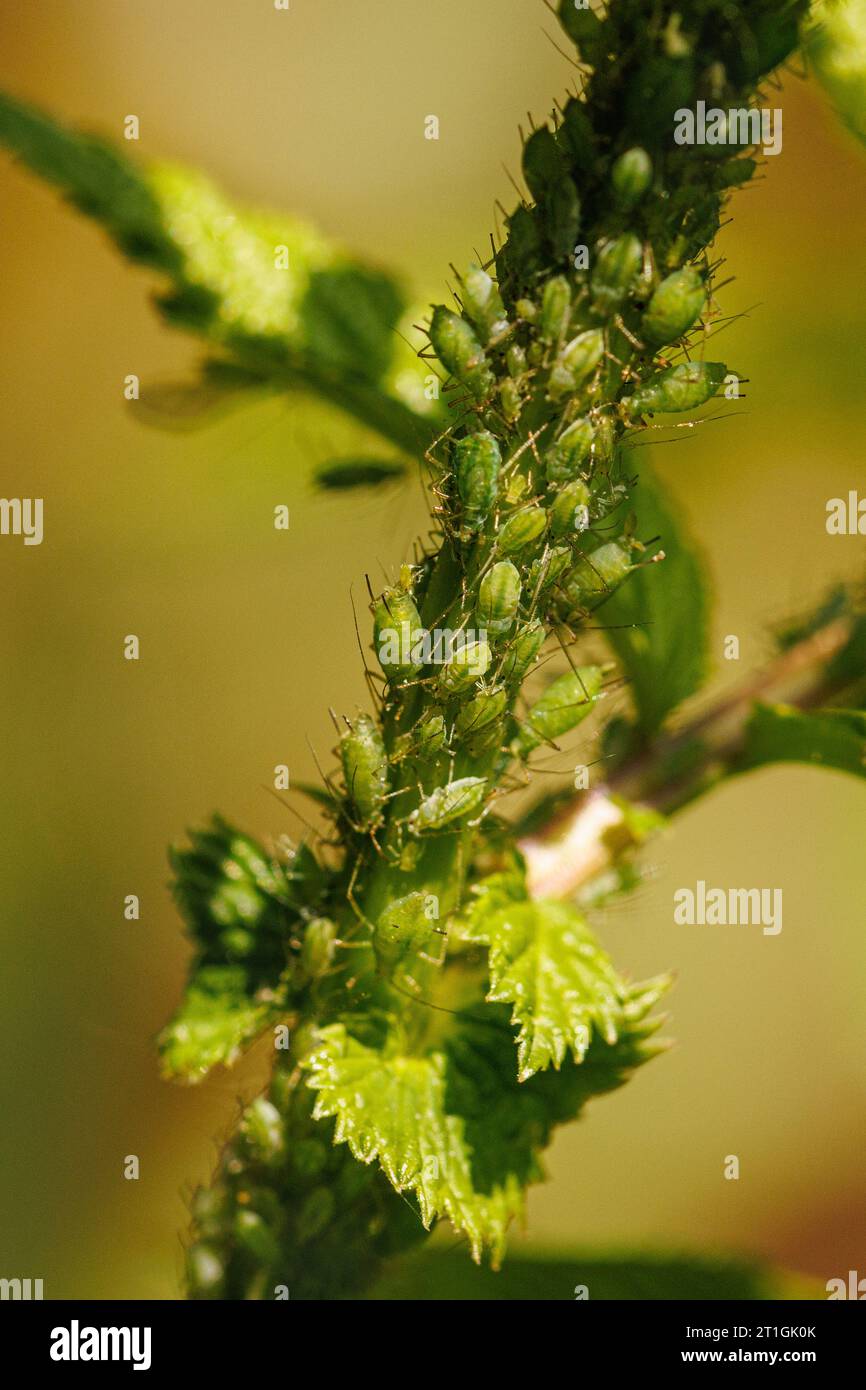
left=1, top=0, right=864, bottom=1298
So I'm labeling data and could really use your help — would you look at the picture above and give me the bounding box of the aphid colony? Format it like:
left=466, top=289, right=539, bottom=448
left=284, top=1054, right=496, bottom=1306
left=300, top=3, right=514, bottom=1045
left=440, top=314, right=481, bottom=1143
left=321, top=84, right=749, bottom=948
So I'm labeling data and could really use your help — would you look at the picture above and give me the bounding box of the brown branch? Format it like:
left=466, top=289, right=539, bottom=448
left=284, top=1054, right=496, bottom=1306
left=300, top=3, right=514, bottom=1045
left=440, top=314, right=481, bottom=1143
left=521, top=616, right=855, bottom=900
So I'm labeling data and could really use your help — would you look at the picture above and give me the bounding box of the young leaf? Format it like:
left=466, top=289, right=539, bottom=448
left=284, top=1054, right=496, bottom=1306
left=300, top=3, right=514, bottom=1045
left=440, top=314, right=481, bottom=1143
left=0, top=91, right=436, bottom=452
left=303, top=994, right=668, bottom=1266
left=158, top=818, right=302, bottom=1080
left=740, top=704, right=866, bottom=779
left=462, top=896, right=637, bottom=1080
left=158, top=964, right=280, bottom=1082
left=601, top=460, right=710, bottom=736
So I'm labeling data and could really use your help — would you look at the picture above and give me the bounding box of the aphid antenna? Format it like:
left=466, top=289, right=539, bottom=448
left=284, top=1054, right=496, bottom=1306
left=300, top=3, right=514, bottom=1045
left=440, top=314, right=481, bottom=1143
left=305, top=735, right=342, bottom=804
left=380, top=971, right=516, bottom=1032
left=260, top=784, right=323, bottom=842
left=711, top=273, right=736, bottom=295
left=587, top=618, right=654, bottom=633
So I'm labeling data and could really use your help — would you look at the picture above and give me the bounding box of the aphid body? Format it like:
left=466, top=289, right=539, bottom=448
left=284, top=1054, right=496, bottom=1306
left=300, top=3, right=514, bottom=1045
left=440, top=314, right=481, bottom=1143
left=515, top=665, right=604, bottom=754
left=408, top=776, right=488, bottom=834
left=340, top=713, right=389, bottom=829
left=455, top=430, right=501, bottom=534
left=476, top=560, right=521, bottom=637
left=373, top=586, right=426, bottom=680
left=625, top=360, right=726, bottom=414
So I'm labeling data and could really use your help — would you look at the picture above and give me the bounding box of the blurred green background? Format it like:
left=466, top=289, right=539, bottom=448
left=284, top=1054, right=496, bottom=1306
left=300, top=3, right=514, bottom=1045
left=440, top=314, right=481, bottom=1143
left=1, top=0, right=864, bottom=1299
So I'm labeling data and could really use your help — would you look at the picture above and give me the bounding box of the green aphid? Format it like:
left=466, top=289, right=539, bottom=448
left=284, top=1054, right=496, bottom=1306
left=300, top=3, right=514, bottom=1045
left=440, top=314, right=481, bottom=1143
left=625, top=360, right=726, bottom=415
left=234, top=1209, right=280, bottom=1266
left=499, top=621, right=546, bottom=685
left=545, top=178, right=581, bottom=260
left=454, top=687, right=508, bottom=753
left=455, top=430, right=501, bottom=533
left=497, top=505, right=548, bottom=554
left=460, top=263, right=509, bottom=344
left=417, top=712, right=447, bottom=756
left=611, top=147, right=653, bottom=207
left=239, top=1097, right=285, bottom=1167
left=549, top=479, right=592, bottom=538
left=557, top=540, right=633, bottom=613
left=545, top=417, right=594, bottom=483
left=374, top=891, right=442, bottom=987
left=522, top=126, right=563, bottom=201
left=515, top=297, right=539, bottom=324
left=515, top=665, right=605, bottom=755
left=408, top=776, right=488, bottom=834
left=499, top=377, right=523, bottom=423
left=540, top=275, right=572, bottom=343
left=549, top=329, right=605, bottom=398
left=340, top=713, right=389, bottom=828
left=506, top=343, right=527, bottom=378
left=476, top=560, right=521, bottom=637
left=591, top=414, right=618, bottom=467
left=373, top=586, right=426, bottom=680
left=528, top=543, right=571, bottom=593
left=436, top=638, right=491, bottom=696
left=591, top=233, right=644, bottom=312
left=299, top=916, right=338, bottom=984
left=428, top=305, right=494, bottom=400
left=395, top=711, right=447, bottom=763
left=505, top=206, right=543, bottom=278
left=641, top=266, right=706, bottom=349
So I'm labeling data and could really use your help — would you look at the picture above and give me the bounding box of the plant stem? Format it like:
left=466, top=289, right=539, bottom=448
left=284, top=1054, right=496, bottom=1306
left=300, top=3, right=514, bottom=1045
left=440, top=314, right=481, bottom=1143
left=521, top=615, right=856, bottom=898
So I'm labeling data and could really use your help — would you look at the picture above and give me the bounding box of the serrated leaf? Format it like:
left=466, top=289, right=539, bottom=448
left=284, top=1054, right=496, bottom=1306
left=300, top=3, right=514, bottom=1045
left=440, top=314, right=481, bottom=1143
left=158, top=964, right=281, bottom=1082
left=303, top=991, right=668, bottom=1265
left=159, top=818, right=312, bottom=1081
left=0, top=91, right=437, bottom=454
left=741, top=703, right=866, bottom=779
left=303, top=1025, right=524, bottom=1262
left=602, top=460, right=710, bottom=735
left=463, top=898, right=626, bottom=1079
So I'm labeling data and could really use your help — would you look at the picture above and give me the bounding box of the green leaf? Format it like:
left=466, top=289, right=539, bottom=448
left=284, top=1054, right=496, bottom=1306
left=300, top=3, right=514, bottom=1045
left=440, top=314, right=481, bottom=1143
left=303, top=992, right=668, bottom=1265
left=463, top=896, right=642, bottom=1080
left=368, top=1246, right=823, bottom=1301
left=805, top=1, right=866, bottom=147
left=601, top=460, right=710, bottom=736
left=741, top=703, right=866, bottom=779
left=158, top=964, right=281, bottom=1083
left=159, top=818, right=308, bottom=1081
left=0, top=91, right=437, bottom=452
